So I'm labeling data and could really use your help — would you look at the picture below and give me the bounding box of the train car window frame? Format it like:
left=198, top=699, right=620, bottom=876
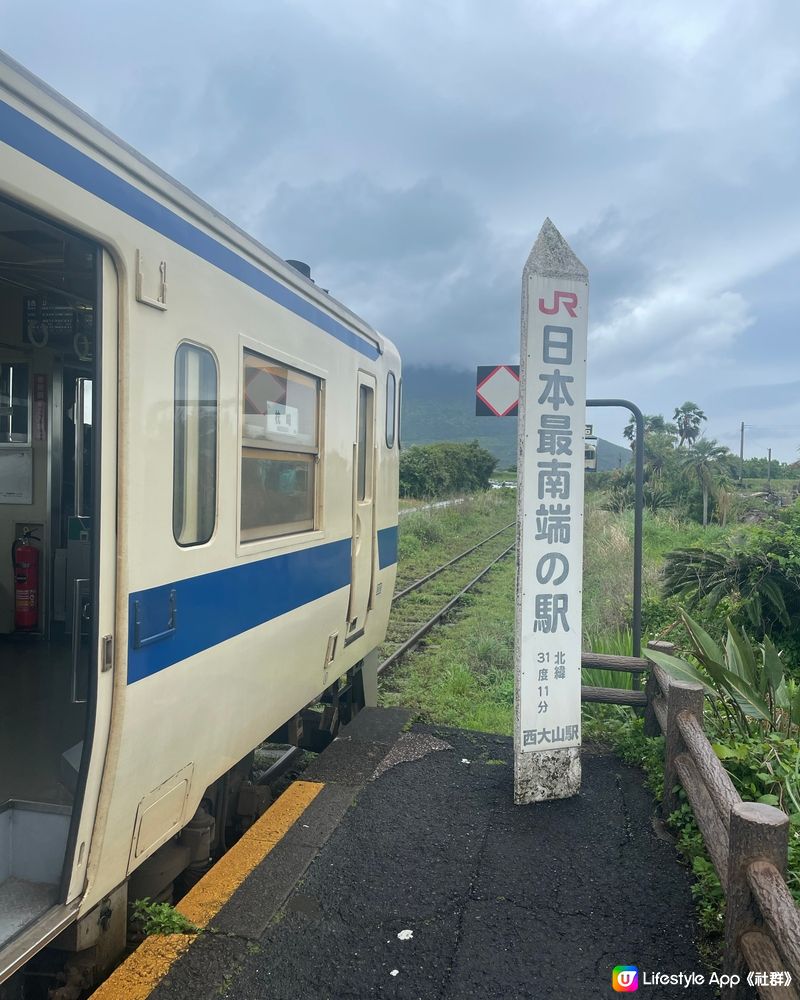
left=239, top=347, right=324, bottom=545
left=357, top=382, right=375, bottom=501
left=173, top=342, right=219, bottom=547
left=397, top=377, right=403, bottom=450
left=385, top=371, right=396, bottom=448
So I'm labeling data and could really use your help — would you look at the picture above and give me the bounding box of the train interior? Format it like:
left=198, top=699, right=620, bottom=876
left=0, top=197, right=98, bottom=948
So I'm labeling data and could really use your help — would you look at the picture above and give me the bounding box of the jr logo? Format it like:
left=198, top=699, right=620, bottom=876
left=538, top=290, right=578, bottom=317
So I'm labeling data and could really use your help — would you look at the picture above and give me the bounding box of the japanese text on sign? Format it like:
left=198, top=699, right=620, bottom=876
left=519, top=272, right=588, bottom=752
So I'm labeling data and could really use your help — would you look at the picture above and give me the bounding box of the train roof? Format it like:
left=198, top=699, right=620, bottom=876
left=0, top=49, right=390, bottom=358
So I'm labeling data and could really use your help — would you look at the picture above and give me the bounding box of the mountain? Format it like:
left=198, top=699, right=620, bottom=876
left=595, top=438, right=632, bottom=471
left=400, top=364, right=630, bottom=470
left=401, top=365, right=519, bottom=466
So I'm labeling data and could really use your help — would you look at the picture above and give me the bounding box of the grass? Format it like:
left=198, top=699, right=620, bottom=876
left=583, top=627, right=636, bottom=691
left=741, top=477, right=798, bottom=493
left=395, top=490, right=516, bottom=591
left=582, top=495, right=733, bottom=639
left=382, top=489, right=733, bottom=731
left=381, top=554, right=516, bottom=734
left=490, top=468, right=518, bottom=483
left=380, top=490, right=518, bottom=732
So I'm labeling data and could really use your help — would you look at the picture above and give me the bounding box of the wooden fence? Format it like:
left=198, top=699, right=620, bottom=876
left=581, top=641, right=800, bottom=999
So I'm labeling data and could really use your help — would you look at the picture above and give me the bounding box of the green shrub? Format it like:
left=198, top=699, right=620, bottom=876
left=585, top=470, right=619, bottom=493
left=131, top=898, right=197, bottom=936
left=662, top=502, right=800, bottom=667
left=648, top=611, right=800, bottom=738
left=399, top=441, right=497, bottom=498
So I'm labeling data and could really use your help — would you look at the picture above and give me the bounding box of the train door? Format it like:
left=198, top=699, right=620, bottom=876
left=346, top=373, right=376, bottom=639
left=62, top=250, right=116, bottom=907
left=0, top=198, right=115, bottom=972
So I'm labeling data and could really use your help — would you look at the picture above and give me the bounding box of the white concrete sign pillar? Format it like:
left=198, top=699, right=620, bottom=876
left=514, top=219, right=589, bottom=804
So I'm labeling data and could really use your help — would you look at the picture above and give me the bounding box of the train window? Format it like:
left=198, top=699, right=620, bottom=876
left=173, top=344, right=218, bottom=546
left=240, top=351, right=321, bottom=541
left=385, top=372, right=396, bottom=448
left=357, top=383, right=374, bottom=501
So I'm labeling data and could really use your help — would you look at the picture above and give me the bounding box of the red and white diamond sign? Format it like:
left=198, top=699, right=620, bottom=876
left=476, top=365, right=520, bottom=416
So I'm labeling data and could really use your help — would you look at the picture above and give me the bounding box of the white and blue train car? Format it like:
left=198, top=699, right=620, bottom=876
left=0, top=51, right=400, bottom=983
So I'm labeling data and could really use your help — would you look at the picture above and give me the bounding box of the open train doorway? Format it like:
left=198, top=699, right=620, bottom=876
left=0, top=195, right=112, bottom=963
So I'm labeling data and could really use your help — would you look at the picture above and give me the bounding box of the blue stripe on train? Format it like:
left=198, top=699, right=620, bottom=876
left=128, top=527, right=399, bottom=684
left=377, top=524, right=398, bottom=569
left=128, top=538, right=351, bottom=684
left=0, top=99, right=379, bottom=360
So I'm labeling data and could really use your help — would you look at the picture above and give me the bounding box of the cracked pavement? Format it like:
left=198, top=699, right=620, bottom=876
left=210, top=724, right=715, bottom=1000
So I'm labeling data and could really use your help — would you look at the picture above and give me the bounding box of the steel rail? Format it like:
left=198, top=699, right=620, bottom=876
left=255, top=745, right=303, bottom=787
left=379, top=542, right=516, bottom=674
left=393, top=522, right=516, bottom=602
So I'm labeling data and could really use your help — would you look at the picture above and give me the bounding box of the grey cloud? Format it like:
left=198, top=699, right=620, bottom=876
left=261, top=174, right=483, bottom=269
left=710, top=380, right=800, bottom=411
left=3, top=0, right=800, bottom=455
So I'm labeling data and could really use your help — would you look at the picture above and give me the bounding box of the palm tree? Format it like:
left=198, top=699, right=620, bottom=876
left=673, top=402, right=707, bottom=447
left=623, top=413, right=678, bottom=450
left=644, top=431, right=676, bottom=479
left=679, top=439, right=731, bottom=526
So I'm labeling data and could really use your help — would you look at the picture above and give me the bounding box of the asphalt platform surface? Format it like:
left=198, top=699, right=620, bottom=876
left=152, top=708, right=716, bottom=1000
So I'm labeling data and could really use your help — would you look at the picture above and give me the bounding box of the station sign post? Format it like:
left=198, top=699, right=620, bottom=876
left=514, top=219, right=589, bottom=804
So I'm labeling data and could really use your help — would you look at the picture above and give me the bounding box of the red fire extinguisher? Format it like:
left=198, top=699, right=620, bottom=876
left=12, top=529, right=40, bottom=631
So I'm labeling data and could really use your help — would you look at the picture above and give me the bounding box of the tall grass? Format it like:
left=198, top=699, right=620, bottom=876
left=583, top=627, right=634, bottom=690
left=582, top=502, right=637, bottom=638
left=581, top=500, right=738, bottom=692
left=642, top=511, right=731, bottom=561
left=585, top=627, right=634, bottom=656
left=582, top=496, right=735, bottom=643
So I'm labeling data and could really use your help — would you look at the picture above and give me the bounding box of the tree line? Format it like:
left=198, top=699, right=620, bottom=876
left=399, top=441, right=497, bottom=498
left=604, top=401, right=800, bottom=527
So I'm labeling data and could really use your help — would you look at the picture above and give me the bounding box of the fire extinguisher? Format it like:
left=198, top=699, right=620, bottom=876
left=12, top=528, right=40, bottom=631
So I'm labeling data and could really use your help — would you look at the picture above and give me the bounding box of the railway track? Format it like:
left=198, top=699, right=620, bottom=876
left=380, top=521, right=516, bottom=673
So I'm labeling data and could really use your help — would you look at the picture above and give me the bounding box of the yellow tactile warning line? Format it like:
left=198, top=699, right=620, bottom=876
left=87, top=935, right=193, bottom=1000
left=177, top=780, right=323, bottom=927
left=89, top=780, right=324, bottom=1000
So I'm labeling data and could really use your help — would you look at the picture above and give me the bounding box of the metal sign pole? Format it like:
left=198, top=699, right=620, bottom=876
left=515, top=219, right=588, bottom=804
left=586, top=398, right=644, bottom=661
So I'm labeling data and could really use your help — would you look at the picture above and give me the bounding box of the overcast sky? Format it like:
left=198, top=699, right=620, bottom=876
left=3, top=0, right=799, bottom=456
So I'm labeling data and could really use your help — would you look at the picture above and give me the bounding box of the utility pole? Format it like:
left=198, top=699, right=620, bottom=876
left=768, top=448, right=772, bottom=492
left=739, top=421, right=744, bottom=483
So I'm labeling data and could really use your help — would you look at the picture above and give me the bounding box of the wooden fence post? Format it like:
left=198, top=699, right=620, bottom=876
left=644, top=640, right=675, bottom=737
left=662, top=679, right=704, bottom=817
left=723, top=802, right=790, bottom=998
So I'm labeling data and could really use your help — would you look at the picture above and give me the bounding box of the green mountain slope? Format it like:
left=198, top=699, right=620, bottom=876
left=400, top=365, right=630, bottom=470
left=401, top=365, right=518, bottom=466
